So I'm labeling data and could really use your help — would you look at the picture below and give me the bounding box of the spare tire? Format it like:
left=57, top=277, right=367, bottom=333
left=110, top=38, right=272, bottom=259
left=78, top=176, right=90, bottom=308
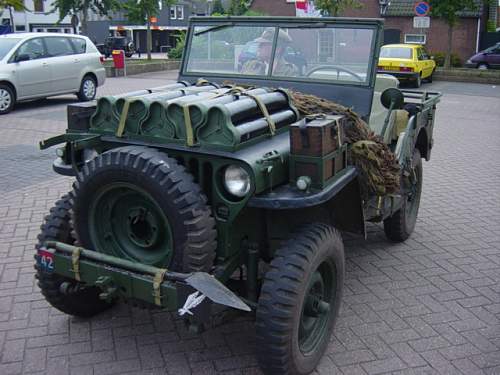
left=71, top=146, right=216, bottom=272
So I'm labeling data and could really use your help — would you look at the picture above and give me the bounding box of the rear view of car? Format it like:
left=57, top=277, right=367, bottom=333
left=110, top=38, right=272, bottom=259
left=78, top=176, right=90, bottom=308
left=0, top=33, right=106, bottom=114
left=378, top=44, right=435, bottom=88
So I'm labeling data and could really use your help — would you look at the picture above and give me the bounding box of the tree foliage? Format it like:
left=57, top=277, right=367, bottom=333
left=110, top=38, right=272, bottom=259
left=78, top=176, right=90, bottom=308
left=211, top=0, right=225, bottom=14
left=51, top=0, right=119, bottom=34
left=429, top=0, right=478, bottom=27
left=314, top=0, right=362, bottom=16
left=124, top=0, right=175, bottom=60
left=0, top=0, right=25, bottom=12
left=228, top=0, right=247, bottom=15
left=429, top=0, right=478, bottom=68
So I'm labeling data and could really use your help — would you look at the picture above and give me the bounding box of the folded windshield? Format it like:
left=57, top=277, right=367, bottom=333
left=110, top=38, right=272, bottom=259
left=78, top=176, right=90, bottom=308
left=185, top=24, right=375, bottom=85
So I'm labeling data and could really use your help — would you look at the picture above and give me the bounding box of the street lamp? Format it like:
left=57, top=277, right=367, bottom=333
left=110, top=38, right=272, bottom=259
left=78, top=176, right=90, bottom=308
left=379, top=0, right=391, bottom=16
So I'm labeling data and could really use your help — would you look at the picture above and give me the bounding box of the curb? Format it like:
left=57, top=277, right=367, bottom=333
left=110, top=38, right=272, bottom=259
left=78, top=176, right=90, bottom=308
left=105, top=60, right=181, bottom=77
left=435, top=68, right=500, bottom=84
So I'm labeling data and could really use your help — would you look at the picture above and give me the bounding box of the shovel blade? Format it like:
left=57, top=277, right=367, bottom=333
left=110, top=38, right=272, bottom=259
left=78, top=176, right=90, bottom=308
left=185, top=272, right=251, bottom=312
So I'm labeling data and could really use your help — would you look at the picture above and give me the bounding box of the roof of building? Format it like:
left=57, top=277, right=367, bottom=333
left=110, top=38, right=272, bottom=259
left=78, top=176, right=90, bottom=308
left=386, top=0, right=483, bottom=17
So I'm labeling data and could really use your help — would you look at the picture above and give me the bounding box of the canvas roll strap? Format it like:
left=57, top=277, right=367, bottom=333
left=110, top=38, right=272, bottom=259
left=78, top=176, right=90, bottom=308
left=71, top=247, right=82, bottom=282
left=181, top=89, right=233, bottom=147
left=153, top=268, right=168, bottom=306
left=116, top=99, right=132, bottom=137
left=182, top=104, right=196, bottom=146
left=241, top=92, right=276, bottom=136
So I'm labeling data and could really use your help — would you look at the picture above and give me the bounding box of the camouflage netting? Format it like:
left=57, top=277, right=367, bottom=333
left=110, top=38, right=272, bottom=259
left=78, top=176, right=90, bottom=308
left=290, top=91, right=401, bottom=197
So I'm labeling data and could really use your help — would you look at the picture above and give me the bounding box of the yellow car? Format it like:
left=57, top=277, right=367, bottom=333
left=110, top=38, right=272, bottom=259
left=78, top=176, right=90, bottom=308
left=377, top=44, right=436, bottom=88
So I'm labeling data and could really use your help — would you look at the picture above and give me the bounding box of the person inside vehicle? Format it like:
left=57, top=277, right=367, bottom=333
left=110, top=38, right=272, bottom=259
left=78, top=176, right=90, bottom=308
left=241, top=29, right=299, bottom=77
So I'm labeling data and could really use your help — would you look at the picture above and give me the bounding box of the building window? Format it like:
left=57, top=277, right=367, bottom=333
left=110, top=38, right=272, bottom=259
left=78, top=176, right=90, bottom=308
left=15, top=25, right=26, bottom=31
left=170, top=6, right=176, bottom=19
left=176, top=5, right=184, bottom=20
left=33, top=0, right=44, bottom=13
left=404, top=34, right=426, bottom=44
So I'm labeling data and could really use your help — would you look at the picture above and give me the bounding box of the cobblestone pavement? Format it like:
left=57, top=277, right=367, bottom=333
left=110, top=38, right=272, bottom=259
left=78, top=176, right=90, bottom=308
left=0, top=74, right=499, bottom=375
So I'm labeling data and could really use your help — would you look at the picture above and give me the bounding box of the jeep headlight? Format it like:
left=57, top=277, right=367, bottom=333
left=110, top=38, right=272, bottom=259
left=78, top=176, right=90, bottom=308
left=223, top=165, right=251, bottom=197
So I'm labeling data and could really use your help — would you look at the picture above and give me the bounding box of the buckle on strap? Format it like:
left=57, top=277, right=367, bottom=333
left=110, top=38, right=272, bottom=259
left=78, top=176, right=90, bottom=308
left=71, top=247, right=82, bottom=281
left=153, top=268, right=168, bottom=306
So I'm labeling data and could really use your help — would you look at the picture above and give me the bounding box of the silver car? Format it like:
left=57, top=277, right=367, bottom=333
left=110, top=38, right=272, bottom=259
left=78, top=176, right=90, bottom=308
left=0, top=33, right=106, bottom=114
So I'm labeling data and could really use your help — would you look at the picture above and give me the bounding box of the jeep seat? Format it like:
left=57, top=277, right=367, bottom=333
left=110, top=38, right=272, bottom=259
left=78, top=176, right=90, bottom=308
left=369, top=74, right=408, bottom=144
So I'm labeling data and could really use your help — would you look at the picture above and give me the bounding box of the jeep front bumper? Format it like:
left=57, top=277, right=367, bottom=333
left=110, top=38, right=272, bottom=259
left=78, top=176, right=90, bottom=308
left=35, top=241, right=250, bottom=317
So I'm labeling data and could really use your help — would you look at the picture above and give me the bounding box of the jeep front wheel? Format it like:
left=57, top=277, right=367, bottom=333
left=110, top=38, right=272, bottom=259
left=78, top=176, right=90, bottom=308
left=35, top=195, right=113, bottom=317
left=72, top=146, right=216, bottom=272
left=256, top=223, right=345, bottom=375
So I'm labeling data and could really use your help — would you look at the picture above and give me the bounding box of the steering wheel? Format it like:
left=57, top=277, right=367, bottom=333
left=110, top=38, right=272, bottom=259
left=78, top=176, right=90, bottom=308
left=305, top=65, right=364, bottom=82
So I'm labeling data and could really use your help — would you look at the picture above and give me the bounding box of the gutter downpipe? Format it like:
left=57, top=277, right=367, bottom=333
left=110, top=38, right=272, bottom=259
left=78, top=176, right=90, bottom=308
left=476, top=17, right=481, bottom=53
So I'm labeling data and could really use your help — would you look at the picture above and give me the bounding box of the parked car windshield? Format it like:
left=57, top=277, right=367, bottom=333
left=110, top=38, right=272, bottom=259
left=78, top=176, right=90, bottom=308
left=185, top=24, right=375, bottom=85
left=380, top=47, right=413, bottom=59
left=0, top=38, right=22, bottom=60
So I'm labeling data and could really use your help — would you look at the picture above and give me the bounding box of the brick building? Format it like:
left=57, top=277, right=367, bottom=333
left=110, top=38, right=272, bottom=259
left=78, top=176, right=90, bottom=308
left=249, top=0, right=485, bottom=62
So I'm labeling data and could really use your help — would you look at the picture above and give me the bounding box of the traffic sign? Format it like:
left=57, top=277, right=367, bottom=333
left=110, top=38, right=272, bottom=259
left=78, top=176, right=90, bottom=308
left=413, top=16, right=430, bottom=28
left=414, top=1, right=430, bottom=17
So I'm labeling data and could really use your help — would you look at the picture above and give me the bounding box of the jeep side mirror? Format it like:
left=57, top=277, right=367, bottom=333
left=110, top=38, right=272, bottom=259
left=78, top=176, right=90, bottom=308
left=15, top=54, right=30, bottom=62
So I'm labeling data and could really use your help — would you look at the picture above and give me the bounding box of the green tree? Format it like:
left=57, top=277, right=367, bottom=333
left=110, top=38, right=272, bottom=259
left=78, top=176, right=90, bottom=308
left=429, top=0, right=478, bottom=69
left=228, top=0, right=247, bottom=15
left=51, top=0, right=119, bottom=36
left=0, top=0, right=26, bottom=29
left=124, top=0, right=175, bottom=60
left=314, top=0, right=362, bottom=16
left=211, top=0, right=225, bottom=14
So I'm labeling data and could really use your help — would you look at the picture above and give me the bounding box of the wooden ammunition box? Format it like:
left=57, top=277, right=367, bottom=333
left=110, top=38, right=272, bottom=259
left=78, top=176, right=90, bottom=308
left=289, top=115, right=348, bottom=189
left=290, top=115, right=346, bottom=157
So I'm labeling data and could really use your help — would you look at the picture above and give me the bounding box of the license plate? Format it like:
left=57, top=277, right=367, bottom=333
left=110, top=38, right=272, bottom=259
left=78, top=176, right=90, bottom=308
left=37, top=249, right=55, bottom=273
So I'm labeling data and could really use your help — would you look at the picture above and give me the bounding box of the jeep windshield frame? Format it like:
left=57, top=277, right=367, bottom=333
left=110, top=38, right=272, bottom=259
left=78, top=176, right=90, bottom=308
left=179, top=16, right=384, bottom=119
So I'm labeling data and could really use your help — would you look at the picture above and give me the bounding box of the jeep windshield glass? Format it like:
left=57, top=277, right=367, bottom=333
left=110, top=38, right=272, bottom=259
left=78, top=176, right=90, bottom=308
left=185, top=24, right=375, bottom=85
left=0, top=38, right=22, bottom=60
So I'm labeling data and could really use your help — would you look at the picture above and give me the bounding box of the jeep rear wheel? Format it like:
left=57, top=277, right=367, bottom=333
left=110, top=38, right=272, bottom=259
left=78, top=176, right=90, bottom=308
left=256, top=223, right=345, bottom=375
left=384, top=149, right=422, bottom=242
left=72, top=146, right=216, bottom=272
left=35, top=195, right=113, bottom=317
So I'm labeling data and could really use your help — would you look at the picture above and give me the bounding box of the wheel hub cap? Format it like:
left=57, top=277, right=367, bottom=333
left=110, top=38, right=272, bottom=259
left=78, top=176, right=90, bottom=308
left=0, top=89, right=12, bottom=111
left=89, top=183, right=173, bottom=267
left=298, top=262, right=336, bottom=355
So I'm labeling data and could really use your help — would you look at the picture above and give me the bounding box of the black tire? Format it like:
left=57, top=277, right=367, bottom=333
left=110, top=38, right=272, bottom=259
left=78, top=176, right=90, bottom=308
left=0, top=83, right=15, bottom=115
left=384, top=149, right=422, bottom=242
left=77, top=75, right=97, bottom=102
left=427, top=69, right=434, bottom=83
left=413, top=73, right=422, bottom=88
left=125, top=53, right=133, bottom=58
left=35, top=195, right=113, bottom=317
left=72, top=146, right=216, bottom=272
left=256, top=223, right=345, bottom=375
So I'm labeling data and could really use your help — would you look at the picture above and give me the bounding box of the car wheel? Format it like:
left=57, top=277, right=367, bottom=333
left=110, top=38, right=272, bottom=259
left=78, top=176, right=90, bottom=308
left=35, top=194, right=114, bottom=317
left=413, top=74, right=422, bottom=88
left=77, top=75, right=97, bottom=102
left=384, top=149, right=422, bottom=242
left=427, top=69, right=434, bottom=83
left=0, top=84, right=15, bottom=115
left=256, top=223, right=345, bottom=375
left=478, top=64, right=488, bottom=70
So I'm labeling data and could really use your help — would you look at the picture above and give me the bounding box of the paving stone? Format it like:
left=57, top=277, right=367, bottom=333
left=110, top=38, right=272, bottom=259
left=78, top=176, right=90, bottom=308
left=1, top=77, right=499, bottom=375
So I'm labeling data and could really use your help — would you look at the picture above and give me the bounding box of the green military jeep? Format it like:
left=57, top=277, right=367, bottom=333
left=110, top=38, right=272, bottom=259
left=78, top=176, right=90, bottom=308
left=36, top=17, right=441, bottom=375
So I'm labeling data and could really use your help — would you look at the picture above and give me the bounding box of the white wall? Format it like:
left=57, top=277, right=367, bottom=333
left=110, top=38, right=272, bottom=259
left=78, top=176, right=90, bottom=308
left=9, top=0, right=72, bottom=32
